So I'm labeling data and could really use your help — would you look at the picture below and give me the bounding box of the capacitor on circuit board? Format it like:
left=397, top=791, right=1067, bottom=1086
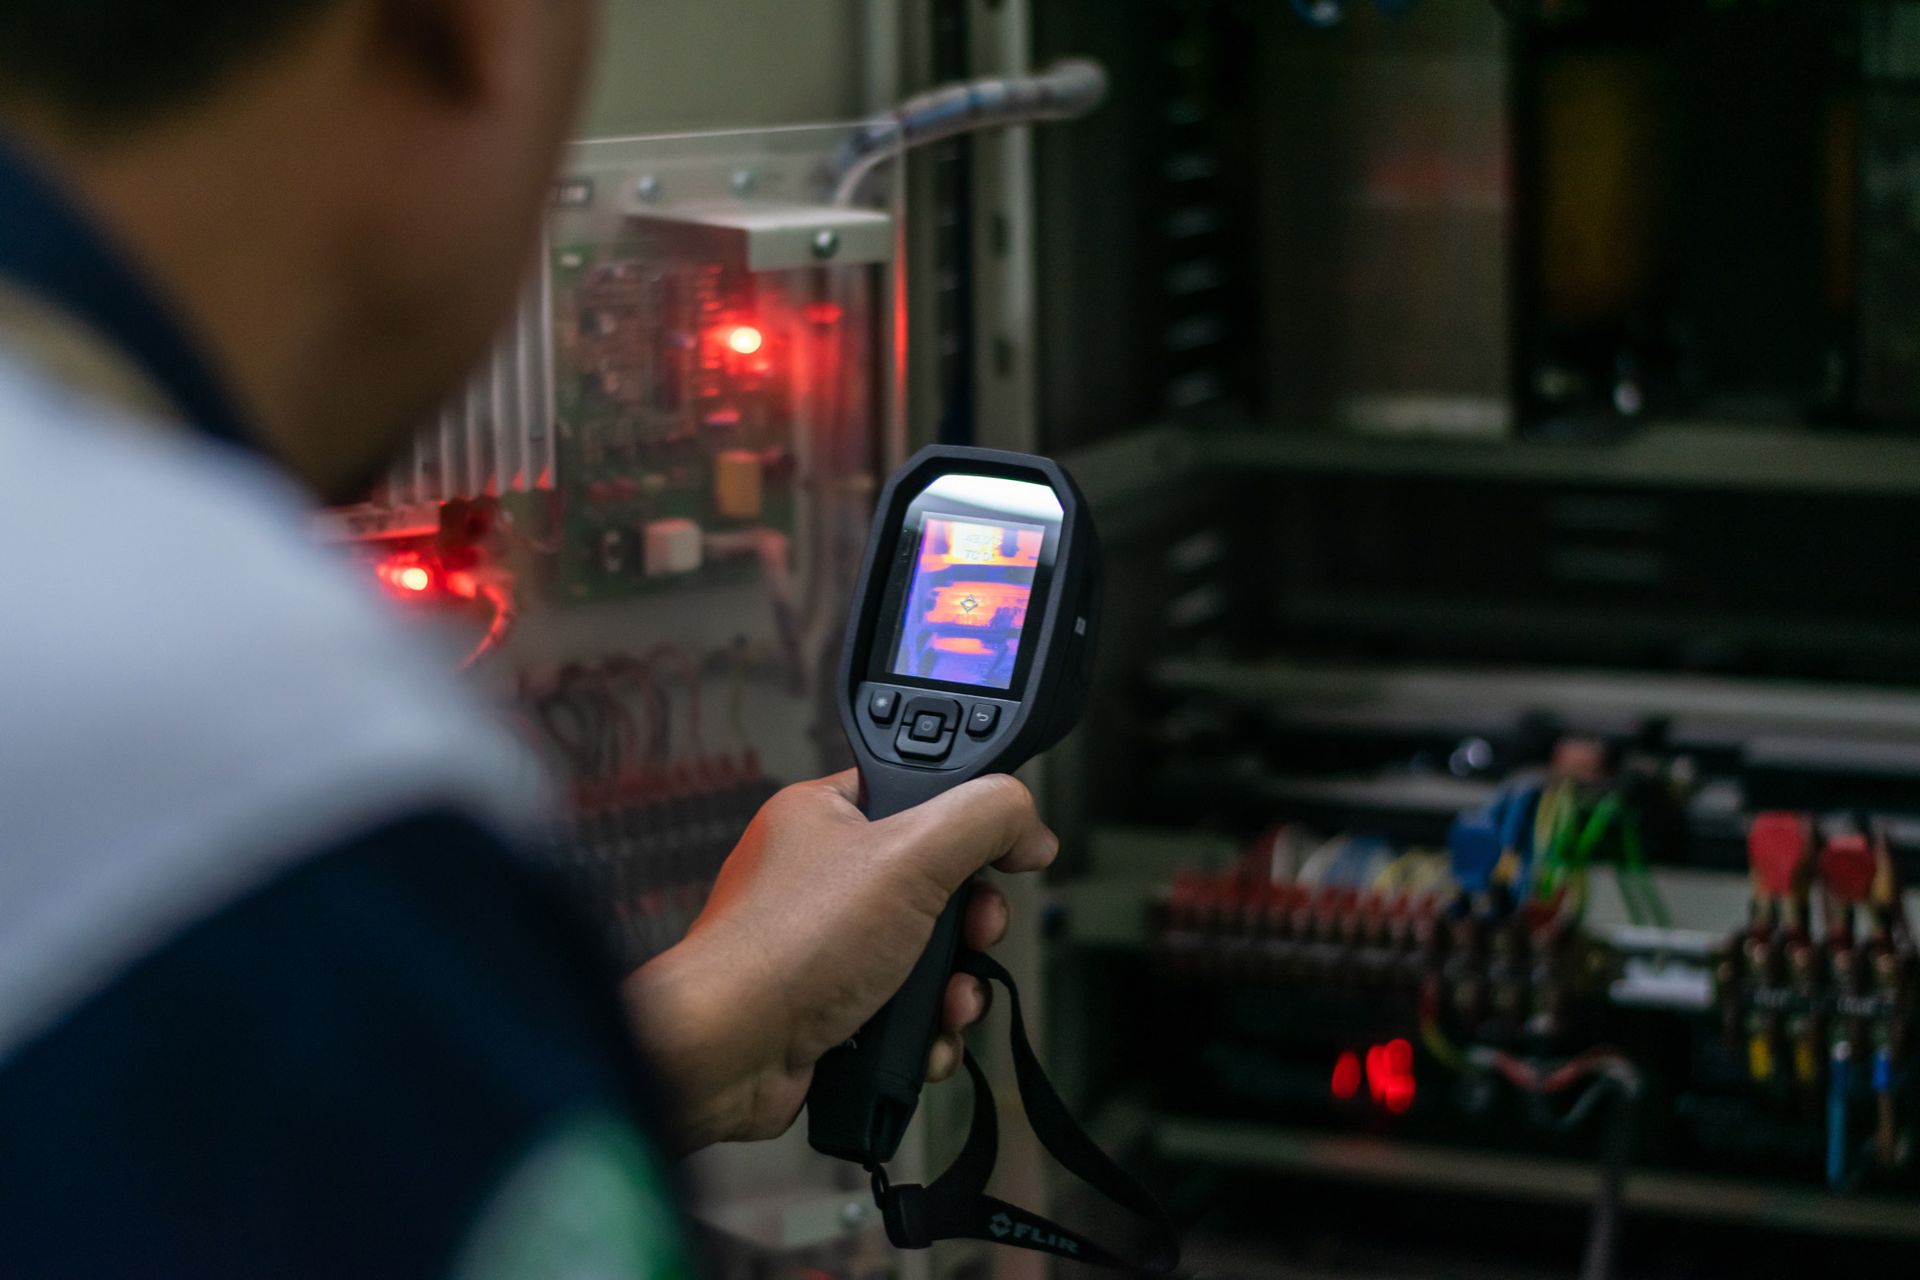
left=714, top=449, right=765, bottom=519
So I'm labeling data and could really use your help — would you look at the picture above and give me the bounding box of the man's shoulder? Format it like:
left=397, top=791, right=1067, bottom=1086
left=0, top=352, right=548, bottom=1053
left=0, top=348, right=536, bottom=827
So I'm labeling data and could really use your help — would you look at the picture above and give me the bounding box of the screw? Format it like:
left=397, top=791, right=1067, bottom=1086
left=811, top=229, right=841, bottom=260
left=729, top=168, right=757, bottom=196
left=635, top=174, right=662, bottom=203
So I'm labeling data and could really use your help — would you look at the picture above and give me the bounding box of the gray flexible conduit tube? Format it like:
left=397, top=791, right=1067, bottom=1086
left=831, top=58, right=1109, bottom=206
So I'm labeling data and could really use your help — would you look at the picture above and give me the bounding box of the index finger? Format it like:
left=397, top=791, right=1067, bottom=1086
left=814, top=769, right=863, bottom=807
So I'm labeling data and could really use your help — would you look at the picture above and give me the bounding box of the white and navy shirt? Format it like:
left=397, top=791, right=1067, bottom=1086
left=0, top=135, right=689, bottom=1278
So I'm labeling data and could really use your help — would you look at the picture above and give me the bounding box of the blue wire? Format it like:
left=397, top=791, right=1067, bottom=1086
left=1828, top=1053, right=1853, bottom=1190
left=1501, top=783, right=1543, bottom=897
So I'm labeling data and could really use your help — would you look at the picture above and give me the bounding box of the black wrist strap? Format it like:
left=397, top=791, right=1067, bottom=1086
left=867, top=951, right=1181, bottom=1273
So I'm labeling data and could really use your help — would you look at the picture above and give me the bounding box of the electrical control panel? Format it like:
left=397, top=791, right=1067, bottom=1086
left=544, top=137, right=894, bottom=604
left=317, top=126, right=902, bottom=976
left=1077, top=665, right=1920, bottom=1249
left=326, top=124, right=897, bottom=627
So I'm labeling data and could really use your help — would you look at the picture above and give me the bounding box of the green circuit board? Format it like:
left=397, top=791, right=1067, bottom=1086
left=547, top=241, right=801, bottom=603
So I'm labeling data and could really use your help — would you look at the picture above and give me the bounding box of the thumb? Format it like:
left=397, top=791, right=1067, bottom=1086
left=876, top=773, right=1058, bottom=897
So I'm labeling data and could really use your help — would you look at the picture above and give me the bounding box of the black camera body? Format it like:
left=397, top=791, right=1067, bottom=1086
left=806, top=445, right=1101, bottom=1165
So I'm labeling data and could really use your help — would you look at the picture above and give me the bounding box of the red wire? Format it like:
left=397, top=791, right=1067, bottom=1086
left=457, top=580, right=516, bottom=671
left=1484, top=1047, right=1632, bottom=1095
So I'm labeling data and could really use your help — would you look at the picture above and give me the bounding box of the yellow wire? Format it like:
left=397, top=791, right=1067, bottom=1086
left=1372, top=851, right=1423, bottom=891
left=1533, top=779, right=1570, bottom=861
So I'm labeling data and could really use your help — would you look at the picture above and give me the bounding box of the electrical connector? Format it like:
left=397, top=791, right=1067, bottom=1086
left=1448, top=814, right=1503, bottom=894
left=1819, top=833, right=1876, bottom=905
left=1748, top=811, right=1814, bottom=900
left=1871, top=824, right=1904, bottom=915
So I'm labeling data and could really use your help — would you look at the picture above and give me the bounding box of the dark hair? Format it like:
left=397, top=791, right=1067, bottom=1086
left=0, top=2, right=337, bottom=129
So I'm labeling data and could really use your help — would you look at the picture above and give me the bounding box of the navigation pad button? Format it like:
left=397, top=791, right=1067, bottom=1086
left=894, top=696, right=961, bottom=762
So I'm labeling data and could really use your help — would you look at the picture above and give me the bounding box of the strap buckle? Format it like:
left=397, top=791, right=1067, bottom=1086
left=855, top=950, right=1181, bottom=1273
left=873, top=1176, right=932, bottom=1250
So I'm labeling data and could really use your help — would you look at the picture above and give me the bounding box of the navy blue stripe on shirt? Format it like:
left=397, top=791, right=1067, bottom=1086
left=0, top=132, right=253, bottom=448
left=0, top=810, right=681, bottom=1280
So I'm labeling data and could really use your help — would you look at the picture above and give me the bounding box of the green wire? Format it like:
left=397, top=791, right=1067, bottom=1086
left=1529, top=785, right=1673, bottom=930
left=1573, top=793, right=1620, bottom=865
left=1583, top=796, right=1652, bottom=927
left=1577, top=792, right=1678, bottom=928
left=1612, top=866, right=1646, bottom=927
left=1621, top=814, right=1671, bottom=928
left=1573, top=793, right=1644, bottom=927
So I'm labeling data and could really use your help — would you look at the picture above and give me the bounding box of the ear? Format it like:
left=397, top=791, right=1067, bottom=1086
left=372, top=0, right=509, bottom=104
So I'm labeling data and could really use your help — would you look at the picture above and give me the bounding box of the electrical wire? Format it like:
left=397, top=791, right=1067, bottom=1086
left=1619, top=814, right=1671, bottom=929
left=601, top=655, right=668, bottom=767
left=1469, top=1046, right=1637, bottom=1099
left=1578, top=1076, right=1636, bottom=1280
left=1464, top=1044, right=1642, bottom=1280
left=590, top=666, right=642, bottom=775
left=640, top=643, right=705, bottom=760
left=456, top=579, right=516, bottom=672
left=1532, top=780, right=1577, bottom=903
left=1530, top=1072, right=1623, bottom=1135
left=1416, top=983, right=1468, bottom=1072
left=1533, top=779, right=1571, bottom=866
left=533, top=671, right=601, bottom=777
left=1571, top=796, right=1646, bottom=930
left=1829, top=1048, right=1853, bottom=1190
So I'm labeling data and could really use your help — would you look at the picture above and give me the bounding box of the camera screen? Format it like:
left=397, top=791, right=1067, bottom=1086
left=887, top=514, right=1045, bottom=690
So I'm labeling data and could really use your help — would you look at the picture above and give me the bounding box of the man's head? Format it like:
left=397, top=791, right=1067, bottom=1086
left=0, top=0, right=596, bottom=500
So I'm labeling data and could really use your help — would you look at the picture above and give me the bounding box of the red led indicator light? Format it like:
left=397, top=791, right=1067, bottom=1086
left=1362, top=1039, right=1417, bottom=1114
left=1331, top=1051, right=1363, bottom=1101
left=725, top=324, right=765, bottom=356
left=1351, top=1043, right=1428, bottom=1113
left=378, top=558, right=435, bottom=595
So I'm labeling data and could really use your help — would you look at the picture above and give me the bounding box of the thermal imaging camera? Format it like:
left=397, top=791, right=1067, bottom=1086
left=807, top=445, right=1100, bottom=1166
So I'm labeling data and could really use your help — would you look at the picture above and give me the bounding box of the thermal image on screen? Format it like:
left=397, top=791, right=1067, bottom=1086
left=891, top=515, right=1044, bottom=689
